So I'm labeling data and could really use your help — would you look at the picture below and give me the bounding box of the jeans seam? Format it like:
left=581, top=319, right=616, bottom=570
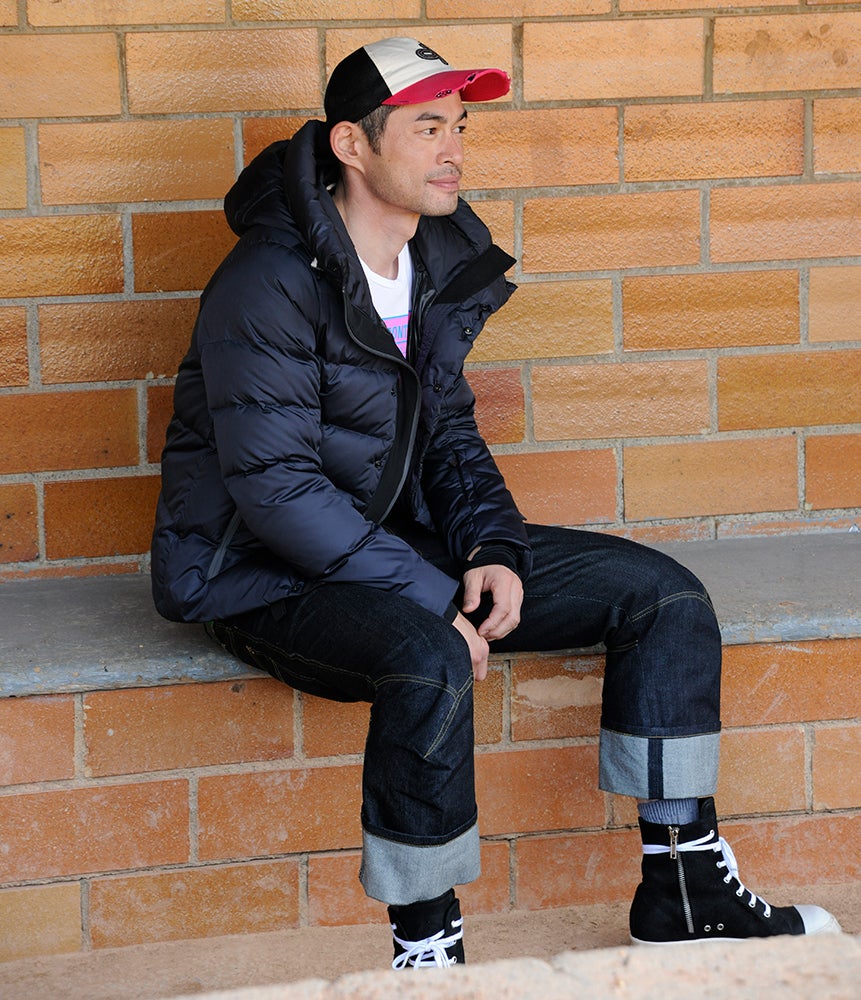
left=628, top=589, right=714, bottom=623
left=375, top=672, right=473, bottom=760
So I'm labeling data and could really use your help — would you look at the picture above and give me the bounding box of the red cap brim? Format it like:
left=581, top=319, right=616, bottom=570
left=383, top=67, right=510, bottom=107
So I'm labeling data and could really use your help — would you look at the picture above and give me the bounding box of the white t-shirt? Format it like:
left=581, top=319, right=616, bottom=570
left=359, top=244, right=413, bottom=358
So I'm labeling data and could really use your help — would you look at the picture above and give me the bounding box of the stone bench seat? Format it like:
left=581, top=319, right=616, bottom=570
left=1, top=532, right=859, bottom=697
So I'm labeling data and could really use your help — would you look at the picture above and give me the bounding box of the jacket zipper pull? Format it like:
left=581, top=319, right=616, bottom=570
left=669, top=825, right=679, bottom=860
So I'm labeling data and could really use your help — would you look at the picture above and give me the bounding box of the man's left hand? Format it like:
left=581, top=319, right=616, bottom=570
left=461, top=564, right=523, bottom=642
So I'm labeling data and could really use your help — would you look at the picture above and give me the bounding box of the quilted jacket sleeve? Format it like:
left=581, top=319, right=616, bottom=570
left=419, top=370, right=532, bottom=579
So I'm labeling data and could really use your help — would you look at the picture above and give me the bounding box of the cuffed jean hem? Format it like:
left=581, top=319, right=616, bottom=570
left=599, top=727, right=720, bottom=800
left=359, top=821, right=481, bottom=905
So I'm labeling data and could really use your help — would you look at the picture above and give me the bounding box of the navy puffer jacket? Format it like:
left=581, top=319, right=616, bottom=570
left=151, top=120, right=531, bottom=623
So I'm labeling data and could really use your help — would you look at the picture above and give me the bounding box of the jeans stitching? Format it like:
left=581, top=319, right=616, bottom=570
left=629, top=589, right=714, bottom=623
left=375, top=671, right=473, bottom=760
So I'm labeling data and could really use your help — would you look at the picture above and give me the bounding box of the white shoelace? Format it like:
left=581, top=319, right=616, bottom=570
left=643, top=829, right=771, bottom=917
left=391, top=918, right=464, bottom=969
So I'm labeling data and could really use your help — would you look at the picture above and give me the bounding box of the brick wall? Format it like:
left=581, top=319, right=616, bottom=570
left=0, top=6, right=859, bottom=572
left=1, top=638, right=860, bottom=959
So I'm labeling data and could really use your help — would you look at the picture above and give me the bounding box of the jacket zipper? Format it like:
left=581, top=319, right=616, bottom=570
left=340, top=297, right=422, bottom=525
left=669, top=825, right=695, bottom=935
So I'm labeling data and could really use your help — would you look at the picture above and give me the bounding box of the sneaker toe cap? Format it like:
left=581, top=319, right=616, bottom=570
left=795, top=904, right=842, bottom=935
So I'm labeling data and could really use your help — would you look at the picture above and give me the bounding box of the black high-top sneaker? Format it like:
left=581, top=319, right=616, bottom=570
left=630, top=797, right=841, bottom=945
left=388, top=889, right=465, bottom=968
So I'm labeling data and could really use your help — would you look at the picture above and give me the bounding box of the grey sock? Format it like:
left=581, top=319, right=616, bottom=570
left=637, top=798, right=700, bottom=825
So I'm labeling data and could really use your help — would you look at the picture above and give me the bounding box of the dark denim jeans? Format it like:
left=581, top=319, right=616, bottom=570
left=212, top=524, right=722, bottom=904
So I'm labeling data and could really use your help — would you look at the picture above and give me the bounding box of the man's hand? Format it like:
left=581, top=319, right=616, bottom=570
left=461, top=563, right=523, bottom=643
left=452, top=612, right=490, bottom=681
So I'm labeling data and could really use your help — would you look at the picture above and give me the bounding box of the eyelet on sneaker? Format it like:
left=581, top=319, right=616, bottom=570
left=704, top=925, right=712, bottom=932
left=717, top=923, right=725, bottom=931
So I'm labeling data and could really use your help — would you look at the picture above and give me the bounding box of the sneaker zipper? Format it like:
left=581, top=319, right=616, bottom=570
left=669, top=825, right=695, bottom=936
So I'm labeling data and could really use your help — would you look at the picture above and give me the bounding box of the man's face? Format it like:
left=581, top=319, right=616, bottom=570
left=361, top=92, right=467, bottom=219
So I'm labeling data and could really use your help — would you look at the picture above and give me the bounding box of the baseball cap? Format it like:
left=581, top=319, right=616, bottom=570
left=324, top=37, right=510, bottom=125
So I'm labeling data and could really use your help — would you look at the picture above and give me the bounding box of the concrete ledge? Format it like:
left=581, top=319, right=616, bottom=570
left=1, top=532, right=859, bottom=697
left=179, top=934, right=861, bottom=1000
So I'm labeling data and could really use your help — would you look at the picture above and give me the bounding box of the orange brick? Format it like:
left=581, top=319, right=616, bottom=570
left=0, top=33, right=120, bottom=118
left=475, top=745, right=604, bottom=836
left=517, top=828, right=642, bottom=909
left=722, top=639, right=861, bottom=728
left=0, top=0, right=15, bottom=24
left=44, top=475, right=163, bottom=559
left=84, top=679, right=293, bottom=777
left=307, top=851, right=380, bottom=927
left=326, top=28, right=513, bottom=95
left=716, top=514, right=860, bottom=539
left=718, top=350, right=861, bottom=430
left=242, top=116, right=306, bottom=163
left=716, top=728, right=807, bottom=816
left=0, top=390, right=138, bottom=475
left=469, top=200, right=514, bottom=258
left=40, top=299, right=198, bottom=384
left=523, top=19, right=703, bottom=101
left=718, top=812, right=861, bottom=887
left=814, top=98, right=861, bottom=174
left=127, top=28, right=319, bottom=114
left=467, top=108, right=618, bottom=189
left=532, top=360, right=710, bottom=441
left=523, top=190, right=701, bottom=273
left=622, top=0, right=791, bottom=10
left=623, top=437, right=797, bottom=520
left=0, top=126, right=26, bottom=209
left=303, top=696, right=369, bottom=758
left=0, top=215, right=123, bottom=298
left=459, top=838, right=512, bottom=914
left=0, top=305, right=28, bottom=386
left=237, top=0, right=417, bottom=17
left=714, top=13, right=861, bottom=94
left=624, top=100, right=803, bottom=182
left=623, top=271, right=799, bottom=351
left=147, top=383, right=176, bottom=463
left=474, top=667, right=505, bottom=747
left=39, top=120, right=235, bottom=206
left=0, top=483, right=38, bottom=564
left=197, top=764, right=363, bottom=859
left=511, top=654, right=604, bottom=742
left=474, top=280, right=614, bottom=363
left=133, top=211, right=236, bottom=293
left=0, top=884, right=82, bottom=962
left=89, top=859, right=300, bottom=949
left=806, top=433, right=861, bottom=510
left=430, top=0, right=608, bottom=15
left=28, top=0, right=225, bottom=24
left=471, top=367, right=525, bottom=445
left=813, top=724, right=861, bottom=810
left=0, top=694, right=75, bottom=785
left=809, top=265, right=861, bottom=342
left=710, top=181, right=861, bottom=263
left=0, top=780, right=188, bottom=881
left=495, top=450, right=617, bottom=526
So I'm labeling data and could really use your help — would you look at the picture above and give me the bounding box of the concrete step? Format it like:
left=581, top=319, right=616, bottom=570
left=0, top=882, right=858, bottom=1000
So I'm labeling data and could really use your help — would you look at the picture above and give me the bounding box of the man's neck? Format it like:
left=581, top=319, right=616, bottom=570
left=332, top=185, right=418, bottom=280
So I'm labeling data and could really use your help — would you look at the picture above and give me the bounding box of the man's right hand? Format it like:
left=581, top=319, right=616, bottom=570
left=452, top=611, right=490, bottom=681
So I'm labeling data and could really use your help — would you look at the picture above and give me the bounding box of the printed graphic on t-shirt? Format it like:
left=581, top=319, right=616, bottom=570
left=383, top=314, right=409, bottom=357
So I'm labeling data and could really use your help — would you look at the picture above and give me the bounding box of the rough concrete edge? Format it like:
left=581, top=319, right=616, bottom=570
left=171, top=934, right=861, bottom=1000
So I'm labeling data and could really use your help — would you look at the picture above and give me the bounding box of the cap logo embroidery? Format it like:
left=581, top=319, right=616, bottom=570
left=415, top=44, right=448, bottom=65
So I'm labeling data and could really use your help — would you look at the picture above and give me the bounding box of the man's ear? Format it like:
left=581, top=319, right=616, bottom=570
left=329, top=122, right=366, bottom=171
